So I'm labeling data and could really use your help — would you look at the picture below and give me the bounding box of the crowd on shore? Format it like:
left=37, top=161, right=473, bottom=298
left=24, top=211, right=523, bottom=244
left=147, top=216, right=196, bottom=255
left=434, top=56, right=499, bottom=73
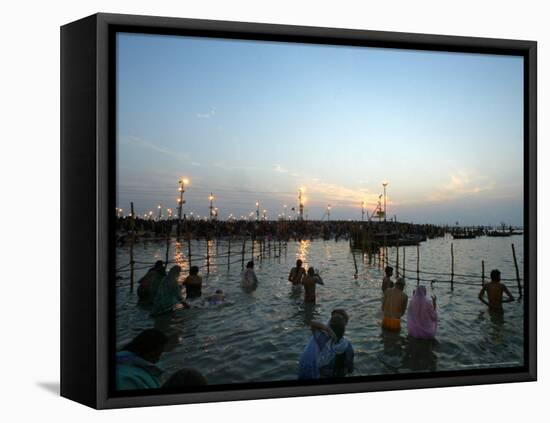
left=116, top=217, right=447, bottom=243
left=116, top=256, right=515, bottom=391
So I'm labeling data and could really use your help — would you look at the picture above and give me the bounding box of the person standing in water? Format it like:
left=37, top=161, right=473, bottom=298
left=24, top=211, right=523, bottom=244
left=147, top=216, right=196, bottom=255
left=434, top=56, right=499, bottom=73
left=303, top=267, right=324, bottom=304
left=407, top=285, right=437, bottom=340
left=151, top=265, right=185, bottom=316
left=298, top=310, right=354, bottom=379
left=288, top=259, right=306, bottom=286
left=137, top=260, right=166, bottom=304
left=382, top=277, right=408, bottom=331
left=381, top=266, right=394, bottom=293
left=183, top=266, right=203, bottom=299
left=478, top=269, right=514, bottom=310
left=241, top=260, right=258, bottom=290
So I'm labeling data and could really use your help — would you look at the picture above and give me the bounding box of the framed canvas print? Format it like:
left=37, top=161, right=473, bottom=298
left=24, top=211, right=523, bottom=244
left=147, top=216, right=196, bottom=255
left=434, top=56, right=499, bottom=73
left=60, top=13, right=537, bottom=409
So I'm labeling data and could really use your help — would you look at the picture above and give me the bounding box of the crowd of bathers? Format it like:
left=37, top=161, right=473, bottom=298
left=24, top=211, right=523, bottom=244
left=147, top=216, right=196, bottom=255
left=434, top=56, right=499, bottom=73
left=116, top=257, right=515, bottom=390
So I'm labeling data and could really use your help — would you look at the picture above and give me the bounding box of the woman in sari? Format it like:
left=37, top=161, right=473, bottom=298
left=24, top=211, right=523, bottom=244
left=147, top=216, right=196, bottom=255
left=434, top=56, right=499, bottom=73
left=151, top=265, right=184, bottom=316
left=406, top=285, right=438, bottom=340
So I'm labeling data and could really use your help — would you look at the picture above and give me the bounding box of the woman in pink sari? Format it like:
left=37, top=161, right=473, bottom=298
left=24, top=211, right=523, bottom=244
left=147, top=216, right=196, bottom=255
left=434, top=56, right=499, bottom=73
left=407, top=285, right=438, bottom=340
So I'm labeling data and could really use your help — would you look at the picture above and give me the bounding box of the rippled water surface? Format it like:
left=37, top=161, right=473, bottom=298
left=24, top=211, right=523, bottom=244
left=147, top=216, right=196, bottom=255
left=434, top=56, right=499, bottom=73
left=116, top=235, right=525, bottom=385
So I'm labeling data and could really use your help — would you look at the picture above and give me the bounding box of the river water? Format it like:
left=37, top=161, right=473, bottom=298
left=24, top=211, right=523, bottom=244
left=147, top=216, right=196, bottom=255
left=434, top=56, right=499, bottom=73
left=116, top=234, right=525, bottom=385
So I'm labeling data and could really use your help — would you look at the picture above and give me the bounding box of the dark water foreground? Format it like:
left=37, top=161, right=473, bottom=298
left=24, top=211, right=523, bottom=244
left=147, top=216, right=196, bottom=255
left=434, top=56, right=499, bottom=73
left=116, top=235, right=524, bottom=385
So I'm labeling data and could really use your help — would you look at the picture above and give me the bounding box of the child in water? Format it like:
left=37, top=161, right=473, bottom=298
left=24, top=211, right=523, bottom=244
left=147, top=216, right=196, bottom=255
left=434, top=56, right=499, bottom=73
left=298, top=309, right=354, bottom=379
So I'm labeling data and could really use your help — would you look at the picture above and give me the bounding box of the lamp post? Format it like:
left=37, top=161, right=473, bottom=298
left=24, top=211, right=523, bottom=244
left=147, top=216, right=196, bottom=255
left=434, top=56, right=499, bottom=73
left=209, top=193, right=215, bottom=221
left=361, top=201, right=365, bottom=222
left=177, top=178, right=188, bottom=236
left=327, top=204, right=331, bottom=221
left=256, top=201, right=260, bottom=221
left=382, top=181, right=388, bottom=222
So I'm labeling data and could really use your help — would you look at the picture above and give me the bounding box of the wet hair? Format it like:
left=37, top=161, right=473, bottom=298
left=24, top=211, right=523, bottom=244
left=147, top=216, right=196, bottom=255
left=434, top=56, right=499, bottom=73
left=490, top=269, right=501, bottom=282
left=296, top=259, right=303, bottom=267
left=395, top=277, right=405, bottom=289
left=331, top=309, right=349, bottom=325
left=122, top=329, right=167, bottom=360
left=163, top=368, right=208, bottom=388
left=153, top=260, right=165, bottom=270
left=307, top=267, right=315, bottom=276
left=385, top=266, right=393, bottom=275
left=190, top=265, right=199, bottom=276
left=329, top=314, right=346, bottom=341
left=246, top=260, right=254, bottom=269
left=215, top=289, right=223, bottom=295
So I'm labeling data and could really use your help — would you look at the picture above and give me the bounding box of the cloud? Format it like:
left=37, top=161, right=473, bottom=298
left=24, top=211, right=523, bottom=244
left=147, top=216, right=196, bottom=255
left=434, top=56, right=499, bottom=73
left=273, top=164, right=288, bottom=173
left=429, top=170, right=495, bottom=202
left=196, top=107, right=217, bottom=119
left=120, top=135, right=189, bottom=160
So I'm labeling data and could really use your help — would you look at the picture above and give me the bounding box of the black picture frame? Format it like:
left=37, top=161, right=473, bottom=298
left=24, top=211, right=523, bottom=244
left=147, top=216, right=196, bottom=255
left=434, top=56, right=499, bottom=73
left=60, top=12, right=537, bottom=409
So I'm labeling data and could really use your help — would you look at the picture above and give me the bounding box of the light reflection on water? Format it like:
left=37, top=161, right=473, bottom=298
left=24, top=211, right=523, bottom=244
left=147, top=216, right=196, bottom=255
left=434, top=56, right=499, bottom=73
left=116, top=235, right=524, bottom=385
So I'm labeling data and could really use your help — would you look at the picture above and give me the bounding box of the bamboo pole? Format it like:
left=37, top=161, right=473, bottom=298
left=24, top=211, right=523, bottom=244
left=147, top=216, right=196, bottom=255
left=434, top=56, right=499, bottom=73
left=395, top=245, right=400, bottom=278
left=451, top=243, right=454, bottom=291
left=481, top=260, right=485, bottom=286
left=402, top=247, right=406, bottom=279
left=227, top=239, right=231, bottom=268
left=251, top=237, right=255, bottom=260
left=164, top=231, right=170, bottom=267
left=187, top=236, right=192, bottom=266
left=351, top=248, right=358, bottom=277
left=511, top=243, right=522, bottom=298
left=206, top=239, right=210, bottom=275
left=416, top=244, right=420, bottom=286
left=129, top=202, right=135, bottom=291
left=241, top=239, right=246, bottom=269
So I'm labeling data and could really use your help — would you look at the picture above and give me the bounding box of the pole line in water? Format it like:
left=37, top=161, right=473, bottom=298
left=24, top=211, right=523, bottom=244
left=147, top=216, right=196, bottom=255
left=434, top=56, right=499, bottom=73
left=451, top=243, right=454, bottom=291
left=511, top=243, right=522, bottom=299
left=482, top=260, right=485, bottom=286
left=416, top=244, right=420, bottom=287
left=129, top=201, right=135, bottom=292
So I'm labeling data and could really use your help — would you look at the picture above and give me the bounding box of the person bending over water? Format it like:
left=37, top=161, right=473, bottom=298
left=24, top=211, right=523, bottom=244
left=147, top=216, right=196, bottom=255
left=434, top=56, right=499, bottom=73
left=288, top=259, right=306, bottom=286
left=183, top=266, right=203, bottom=299
left=241, top=260, right=258, bottom=290
left=137, top=260, right=166, bottom=304
left=298, top=310, right=354, bottom=379
left=116, top=328, right=167, bottom=390
left=478, top=269, right=514, bottom=310
left=207, top=289, right=225, bottom=306
left=407, top=285, right=437, bottom=340
left=303, top=267, right=324, bottom=304
left=151, top=265, right=187, bottom=316
left=381, top=266, right=394, bottom=293
left=382, top=278, right=408, bottom=331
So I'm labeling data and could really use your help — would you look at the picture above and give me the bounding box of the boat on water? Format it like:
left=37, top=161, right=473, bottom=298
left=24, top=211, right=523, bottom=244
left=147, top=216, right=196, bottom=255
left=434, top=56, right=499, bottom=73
left=486, top=230, right=511, bottom=237
left=452, top=233, right=477, bottom=239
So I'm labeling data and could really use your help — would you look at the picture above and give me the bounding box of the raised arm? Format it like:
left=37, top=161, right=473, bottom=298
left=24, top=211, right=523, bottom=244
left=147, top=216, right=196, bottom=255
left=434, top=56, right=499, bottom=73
left=310, top=320, right=336, bottom=340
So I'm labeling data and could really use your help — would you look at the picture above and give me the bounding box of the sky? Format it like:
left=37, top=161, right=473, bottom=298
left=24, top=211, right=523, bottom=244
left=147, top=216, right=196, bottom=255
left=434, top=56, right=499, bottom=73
left=116, top=32, right=524, bottom=225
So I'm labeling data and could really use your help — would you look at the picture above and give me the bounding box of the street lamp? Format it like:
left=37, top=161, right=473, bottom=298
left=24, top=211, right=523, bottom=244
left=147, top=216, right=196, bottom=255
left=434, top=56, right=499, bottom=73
left=209, top=193, right=215, bottom=221
left=177, top=177, right=189, bottom=235
left=382, top=181, right=388, bottom=222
